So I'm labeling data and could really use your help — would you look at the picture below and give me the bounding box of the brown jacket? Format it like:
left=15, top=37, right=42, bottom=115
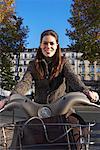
left=12, top=57, right=89, bottom=104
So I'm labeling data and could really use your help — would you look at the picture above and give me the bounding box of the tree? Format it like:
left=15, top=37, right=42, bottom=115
left=0, top=0, right=29, bottom=90
left=66, top=0, right=100, bottom=63
left=0, top=0, right=15, bottom=23
left=0, top=54, right=15, bottom=90
left=1, top=16, right=29, bottom=53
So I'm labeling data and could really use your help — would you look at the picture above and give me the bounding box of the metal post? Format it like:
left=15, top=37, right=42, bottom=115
left=15, top=52, right=20, bottom=82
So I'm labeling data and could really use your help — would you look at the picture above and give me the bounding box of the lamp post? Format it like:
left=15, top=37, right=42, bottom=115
left=15, top=51, right=20, bottom=82
left=76, top=52, right=79, bottom=75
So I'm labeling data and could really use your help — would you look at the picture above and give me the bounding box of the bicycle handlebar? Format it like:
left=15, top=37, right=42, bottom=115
left=0, top=92, right=100, bottom=118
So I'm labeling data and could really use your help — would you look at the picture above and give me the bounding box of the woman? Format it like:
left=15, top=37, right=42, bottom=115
left=0, top=29, right=99, bottom=149
left=0, top=29, right=99, bottom=107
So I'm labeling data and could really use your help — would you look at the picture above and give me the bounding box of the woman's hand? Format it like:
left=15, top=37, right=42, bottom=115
left=84, top=90, right=99, bottom=103
left=0, top=97, right=9, bottom=109
left=88, top=91, right=99, bottom=103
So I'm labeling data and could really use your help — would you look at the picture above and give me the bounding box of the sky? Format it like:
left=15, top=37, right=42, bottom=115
left=15, top=0, right=72, bottom=48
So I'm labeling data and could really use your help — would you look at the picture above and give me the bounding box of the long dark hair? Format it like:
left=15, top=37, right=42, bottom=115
left=35, top=29, right=64, bottom=80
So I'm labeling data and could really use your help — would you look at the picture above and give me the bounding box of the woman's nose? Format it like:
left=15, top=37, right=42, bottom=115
left=47, top=43, right=51, bottom=48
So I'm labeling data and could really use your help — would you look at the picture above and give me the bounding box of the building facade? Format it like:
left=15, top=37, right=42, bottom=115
left=12, top=48, right=100, bottom=82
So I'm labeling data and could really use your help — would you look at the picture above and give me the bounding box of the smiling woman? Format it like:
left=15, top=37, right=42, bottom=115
left=0, top=29, right=99, bottom=108
left=40, top=31, right=58, bottom=57
left=0, top=29, right=100, bottom=150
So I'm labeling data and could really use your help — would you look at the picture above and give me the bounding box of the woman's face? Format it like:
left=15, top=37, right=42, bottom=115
left=40, top=35, right=58, bottom=57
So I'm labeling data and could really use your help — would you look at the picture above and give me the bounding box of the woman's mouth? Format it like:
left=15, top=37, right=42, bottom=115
left=46, top=51, right=50, bottom=54
left=45, top=48, right=54, bottom=53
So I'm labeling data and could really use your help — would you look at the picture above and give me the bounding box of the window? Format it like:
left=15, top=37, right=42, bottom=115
left=24, top=68, right=26, bottom=72
left=71, top=60, right=75, bottom=65
left=96, top=68, right=100, bottom=73
left=24, top=61, right=26, bottom=65
left=82, top=65, right=85, bottom=73
left=19, top=67, right=22, bottom=72
left=31, top=54, right=34, bottom=58
left=81, top=75, right=84, bottom=80
left=24, top=54, right=27, bottom=58
left=72, top=53, right=74, bottom=58
left=91, top=75, right=94, bottom=80
left=90, top=65, right=94, bottom=73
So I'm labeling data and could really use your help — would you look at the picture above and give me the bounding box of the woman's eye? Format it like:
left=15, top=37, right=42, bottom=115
left=43, top=42, right=48, bottom=45
left=50, top=42, right=54, bottom=45
left=43, top=42, right=54, bottom=45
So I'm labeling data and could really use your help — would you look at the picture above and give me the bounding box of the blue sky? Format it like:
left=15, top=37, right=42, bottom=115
left=15, top=0, right=72, bottom=48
